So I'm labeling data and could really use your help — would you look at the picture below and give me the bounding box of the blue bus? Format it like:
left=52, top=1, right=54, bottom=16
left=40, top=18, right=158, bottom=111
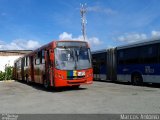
left=92, top=48, right=117, bottom=81
left=92, top=49, right=107, bottom=81
left=92, top=39, right=160, bottom=85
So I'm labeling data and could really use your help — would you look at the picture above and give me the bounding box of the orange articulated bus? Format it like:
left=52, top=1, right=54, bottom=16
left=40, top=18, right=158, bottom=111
left=14, top=40, right=93, bottom=88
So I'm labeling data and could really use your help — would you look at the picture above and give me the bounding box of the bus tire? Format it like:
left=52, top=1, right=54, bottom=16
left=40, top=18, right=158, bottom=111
left=132, top=73, right=143, bottom=86
left=72, top=85, right=80, bottom=89
left=43, top=76, right=50, bottom=89
left=26, top=75, right=30, bottom=84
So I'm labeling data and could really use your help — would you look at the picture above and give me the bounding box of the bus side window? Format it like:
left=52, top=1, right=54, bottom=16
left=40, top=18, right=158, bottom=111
left=34, top=50, right=45, bottom=65
left=35, top=59, right=40, bottom=65
left=118, top=51, right=125, bottom=64
left=35, top=53, right=40, bottom=65
left=25, top=57, right=29, bottom=66
left=140, top=45, right=158, bottom=64
left=26, top=57, right=27, bottom=66
left=41, top=50, right=45, bottom=64
left=149, top=45, right=158, bottom=63
left=125, top=48, right=139, bottom=64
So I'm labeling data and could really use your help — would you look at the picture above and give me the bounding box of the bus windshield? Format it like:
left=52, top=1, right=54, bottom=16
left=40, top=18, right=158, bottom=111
left=54, top=47, right=92, bottom=70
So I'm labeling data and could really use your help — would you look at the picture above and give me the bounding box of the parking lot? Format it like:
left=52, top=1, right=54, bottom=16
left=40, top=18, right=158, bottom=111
left=0, top=80, right=160, bottom=114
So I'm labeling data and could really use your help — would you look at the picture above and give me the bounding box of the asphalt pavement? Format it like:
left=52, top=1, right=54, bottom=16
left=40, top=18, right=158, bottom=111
left=0, top=80, right=160, bottom=114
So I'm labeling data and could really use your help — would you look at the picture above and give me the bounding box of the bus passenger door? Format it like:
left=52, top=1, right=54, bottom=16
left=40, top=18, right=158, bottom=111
left=45, top=50, right=50, bottom=82
left=45, top=50, right=54, bottom=86
left=21, top=58, right=25, bottom=81
left=30, top=56, right=34, bottom=82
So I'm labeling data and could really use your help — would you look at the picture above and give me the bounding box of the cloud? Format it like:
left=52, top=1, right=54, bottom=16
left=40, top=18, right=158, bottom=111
left=0, top=32, right=102, bottom=50
left=59, top=32, right=102, bottom=48
left=151, top=30, right=160, bottom=38
left=59, top=32, right=72, bottom=40
left=88, top=37, right=102, bottom=45
left=26, top=40, right=40, bottom=49
left=0, top=39, right=41, bottom=50
left=115, top=30, right=160, bottom=43
left=87, top=6, right=116, bottom=15
left=116, top=33, right=147, bottom=43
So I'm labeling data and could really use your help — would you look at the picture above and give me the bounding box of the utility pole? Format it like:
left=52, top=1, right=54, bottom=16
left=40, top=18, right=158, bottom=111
left=80, top=3, right=87, bottom=41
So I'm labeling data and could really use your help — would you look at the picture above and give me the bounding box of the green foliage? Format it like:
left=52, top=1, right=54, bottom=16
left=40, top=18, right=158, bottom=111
left=0, top=72, right=5, bottom=81
left=0, top=66, right=13, bottom=81
left=5, top=66, right=13, bottom=80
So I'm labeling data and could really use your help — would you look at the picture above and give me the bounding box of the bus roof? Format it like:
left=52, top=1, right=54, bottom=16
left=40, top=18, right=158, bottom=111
left=14, top=40, right=89, bottom=62
left=92, top=49, right=107, bottom=54
left=117, top=39, right=160, bottom=50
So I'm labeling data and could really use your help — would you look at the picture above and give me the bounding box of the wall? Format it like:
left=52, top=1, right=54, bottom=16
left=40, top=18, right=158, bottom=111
left=0, top=56, right=21, bottom=72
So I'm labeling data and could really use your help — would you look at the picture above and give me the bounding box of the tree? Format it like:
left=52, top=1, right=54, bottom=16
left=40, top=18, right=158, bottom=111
left=5, top=66, right=13, bottom=80
left=0, top=66, right=13, bottom=81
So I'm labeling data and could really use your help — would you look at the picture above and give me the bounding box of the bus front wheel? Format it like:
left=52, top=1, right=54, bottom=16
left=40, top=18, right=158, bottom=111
left=132, top=74, right=143, bottom=86
left=43, top=77, right=50, bottom=89
left=72, top=85, right=80, bottom=89
left=26, top=75, right=30, bottom=84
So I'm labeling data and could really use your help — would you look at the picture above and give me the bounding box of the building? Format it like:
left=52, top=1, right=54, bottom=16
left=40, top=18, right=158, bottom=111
left=0, top=50, right=32, bottom=72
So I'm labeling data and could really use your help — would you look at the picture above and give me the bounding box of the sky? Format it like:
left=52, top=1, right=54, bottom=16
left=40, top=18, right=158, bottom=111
left=0, top=0, right=160, bottom=51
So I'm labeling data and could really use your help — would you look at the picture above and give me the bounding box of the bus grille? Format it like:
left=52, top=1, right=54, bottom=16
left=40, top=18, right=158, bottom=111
left=67, top=76, right=84, bottom=80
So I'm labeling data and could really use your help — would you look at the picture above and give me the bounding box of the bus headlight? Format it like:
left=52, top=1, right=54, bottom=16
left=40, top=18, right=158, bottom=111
left=56, top=73, right=64, bottom=79
left=78, top=71, right=85, bottom=76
